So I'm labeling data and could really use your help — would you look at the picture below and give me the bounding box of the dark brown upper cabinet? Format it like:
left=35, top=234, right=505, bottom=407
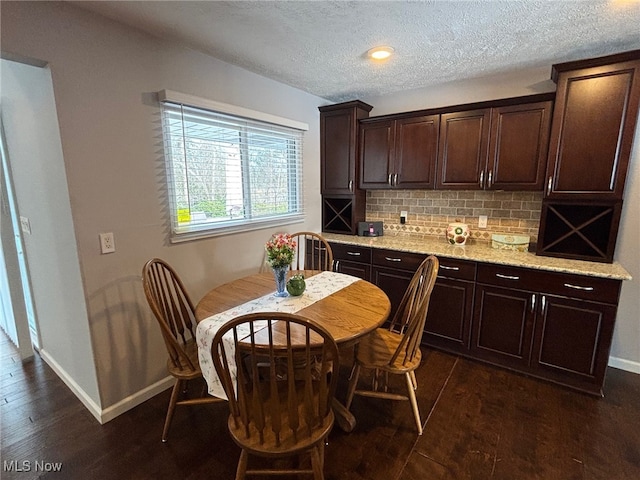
left=359, top=114, right=439, bottom=189
left=544, top=51, right=640, bottom=200
left=436, top=97, right=553, bottom=190
left=320, top=101, right=372, bottom=195
left=537, top=50, right=640, bottom=263
left=436, top=108, right=491, bottom=189
left=487, top=100, right=553, bottom=190
left=319, top=101, right=372, bottom=234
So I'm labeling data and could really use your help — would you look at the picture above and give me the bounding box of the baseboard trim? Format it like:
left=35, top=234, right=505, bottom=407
left=38, top=348, right=103, bottom=423
left=100, top=376, right=174, bottom=424
left=39, top=348, right=174, bottom=424
left=608, top=356, right=640, bottom=374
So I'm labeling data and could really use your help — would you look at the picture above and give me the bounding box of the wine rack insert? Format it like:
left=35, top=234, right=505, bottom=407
left=536, top=201, right=622, bottom=263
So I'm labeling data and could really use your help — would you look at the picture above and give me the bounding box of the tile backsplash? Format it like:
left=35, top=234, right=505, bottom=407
left=366, top=190, right=543, bottom=243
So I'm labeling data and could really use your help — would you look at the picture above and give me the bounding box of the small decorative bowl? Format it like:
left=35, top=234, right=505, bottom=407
left=286, top=274, right=306, bottom=296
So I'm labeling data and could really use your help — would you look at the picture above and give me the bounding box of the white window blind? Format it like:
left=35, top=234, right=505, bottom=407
left=159, top=91, right=306, bottom=241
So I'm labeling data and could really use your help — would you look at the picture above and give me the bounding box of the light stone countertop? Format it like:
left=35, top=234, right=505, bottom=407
left=322, top=233, right=632, bottom=281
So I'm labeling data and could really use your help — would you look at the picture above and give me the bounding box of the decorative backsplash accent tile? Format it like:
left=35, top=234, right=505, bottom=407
left=366, top=190, right=543, bottom=243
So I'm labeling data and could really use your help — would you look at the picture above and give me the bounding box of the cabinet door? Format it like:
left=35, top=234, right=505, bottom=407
left=487, top=101, right=552, bottom=190
left=359, top=121, right=394, bottom=189
left=531, top=294, right=616, bottom=394
left=471, top=284, right=535, bottom=368
left=334, top=260, right=371, bottom=282
left=395, top=115, right=439, bottom=189
left=424, top=277, right=473, bottom=354
left=331, top=242, right=371, bottom=281
left=545, top=59, right=640, bottom=199
left=436, top=109, right=491, bottom=189
left=321, top=109, right=357, bottom=194
left=372, top=266, right=414, bottom=324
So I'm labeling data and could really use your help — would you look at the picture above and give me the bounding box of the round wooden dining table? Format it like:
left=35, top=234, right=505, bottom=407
left=195, top=270, right=391, bottom=432
left=195, top=270, right=391, bottom=348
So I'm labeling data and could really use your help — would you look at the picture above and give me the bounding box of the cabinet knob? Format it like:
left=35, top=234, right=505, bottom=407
left=384, top=257, right=402, bottom=262
left=349, top=180, right=354, bottom=192
left=394, top=173, right=399, bottom=186
left=347, top=251, right=361, bottom=256
left=388, top=174, right=393, bottom=186
left=479, top=170, right=485, bottom=189
left=487, top=170, right=493, bottom=189
left=546, top=176, right=553, bottom=196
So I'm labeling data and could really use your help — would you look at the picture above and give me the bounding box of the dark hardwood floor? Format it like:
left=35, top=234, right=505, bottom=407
left=1, top=330, right=639, bottom=479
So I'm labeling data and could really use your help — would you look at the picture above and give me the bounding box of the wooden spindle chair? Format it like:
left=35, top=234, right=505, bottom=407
left=289, top=232, right=334, bottom=272
left=142, top=258, right=223, bottom=442
left=345, top=255, right=439, bottom=435
left=211, top=312, right=340, bottom=480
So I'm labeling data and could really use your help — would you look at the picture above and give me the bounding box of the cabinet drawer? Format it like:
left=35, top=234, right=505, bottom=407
left=372, top=248, right=426, bottom=271
left=477, top=264, right=621, bottom=304
left=437, top=258, right=477, bottom=281
left=330, top=242, right=372, bottom=264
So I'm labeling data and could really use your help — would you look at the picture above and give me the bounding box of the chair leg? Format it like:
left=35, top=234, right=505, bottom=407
left=345, top=364, right=361, bottom=409
left=410, top=370, right=418, bottom=390
left=310, top=445, right=324, bottom=480
left=235, top=449, right=249, bottom=480
left=162, top=379, right=183, bottom=442
left=405, top=373, right=423, bottom=435
left=319, top=437, right=326, bottom=468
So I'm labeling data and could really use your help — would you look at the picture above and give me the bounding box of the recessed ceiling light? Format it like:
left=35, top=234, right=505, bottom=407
left=367, top=46, right=394, bottom=61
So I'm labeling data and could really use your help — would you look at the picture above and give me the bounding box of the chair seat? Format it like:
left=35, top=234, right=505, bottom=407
left=166, top=339, right=202, bottom=380
left=356, top=328, right=422, bottom=373
left=228, top=409, right=334, bottom=457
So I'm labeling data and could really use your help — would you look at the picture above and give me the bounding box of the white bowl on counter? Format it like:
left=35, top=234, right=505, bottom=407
left=491, top=233, right=530, bottom=252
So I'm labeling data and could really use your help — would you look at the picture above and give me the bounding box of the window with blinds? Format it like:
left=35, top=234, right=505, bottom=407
left=159, top=91, right=306, bottom=241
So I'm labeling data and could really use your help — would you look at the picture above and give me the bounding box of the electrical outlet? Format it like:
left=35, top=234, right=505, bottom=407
left=99, top=232, right=115, bottom=254
left=400, top=210, right=408, bottom=224
left=478, top=215, right=488, bottom=229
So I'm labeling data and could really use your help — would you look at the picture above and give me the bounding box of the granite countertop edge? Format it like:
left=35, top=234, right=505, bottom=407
left=322, top=233, right=632, bottom=281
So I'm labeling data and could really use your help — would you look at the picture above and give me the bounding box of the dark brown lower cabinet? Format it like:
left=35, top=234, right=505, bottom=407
left=328, top=241, right=622, bottom=395
left=424, top=259, right=475, bottom=354
left=531, top=294, right=617, bottom=394
left=474, top=263, right=621, bottom=395
left=331, top=242, right=371, bottom=281
left=471, top=284, right=535, bottom=368
left=371, top=248, right=425, bottom=324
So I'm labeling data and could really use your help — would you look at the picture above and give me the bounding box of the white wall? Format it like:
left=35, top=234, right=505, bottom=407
left=364, top=70, right=640, bottom=373
left=0, top=59, right=101, bottom=406
left=612, top=121, right=640, bottom=372
left=1, top=1, right=325, bottom=416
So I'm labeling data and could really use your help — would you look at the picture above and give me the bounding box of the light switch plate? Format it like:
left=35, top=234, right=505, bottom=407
left=20, top=216, right=31, bottom=235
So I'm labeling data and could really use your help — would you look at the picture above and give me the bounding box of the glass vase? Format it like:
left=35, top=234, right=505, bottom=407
left=272, top=265, right=289, bottom=297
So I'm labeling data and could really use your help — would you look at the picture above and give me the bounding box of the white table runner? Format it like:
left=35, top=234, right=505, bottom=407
left=196, top=271, right=359, bottom=399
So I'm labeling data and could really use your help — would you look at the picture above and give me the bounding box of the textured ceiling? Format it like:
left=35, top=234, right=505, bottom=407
left=71, top=0, right=640, bottom=102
